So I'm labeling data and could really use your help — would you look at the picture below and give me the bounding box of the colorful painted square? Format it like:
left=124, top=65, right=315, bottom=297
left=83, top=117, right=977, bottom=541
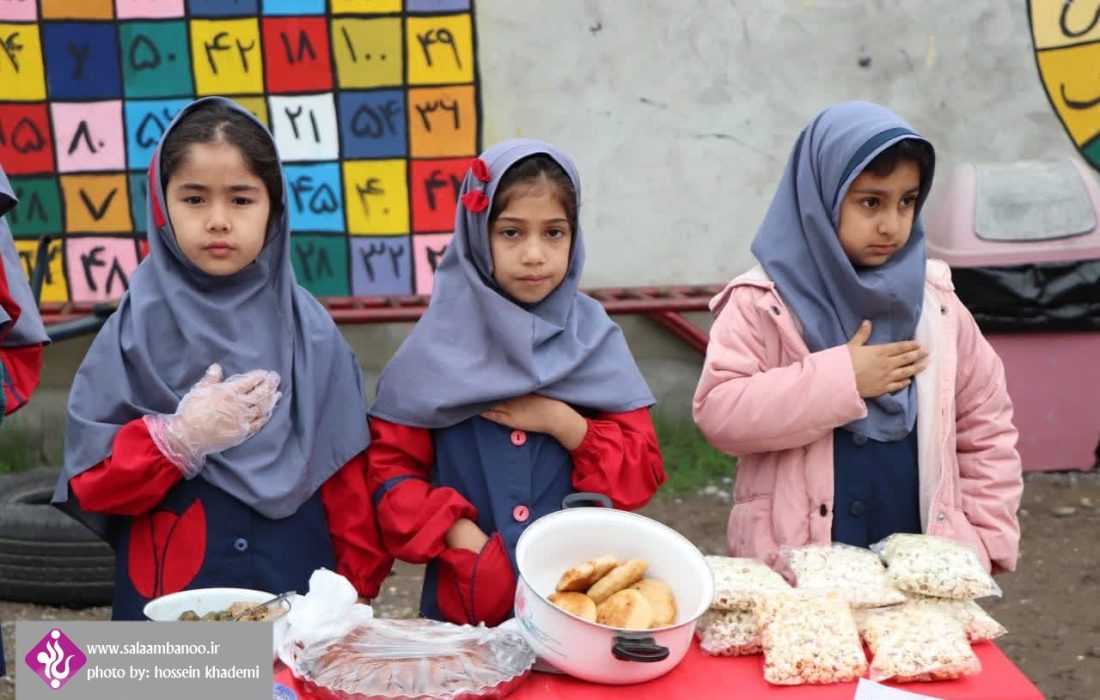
left=331, top=17, right=403, bottom=89
left=337, top=90, right=406, bottom=159
left=0, top=0, right=37, bottom=21
left=5, top=176, right=62, bottom=237
left=52, top=101, right=126, bottom=173
left=291, top=234, right=350, bottom=296
left=406, top=14, right=474, bottom=85
left=128, top=171, right=148, bottom=233
left=0, top=103, right=55, bottom=175
left=41, top=0, right=114, bottom=19
left=269, top=93, right=340, bottom=162
left=332, top=0, right=401, bottom=13
left=343, top=159, right=408, bottom=235
left=119, top=21, right=193, bottom=98
left=0, top=23, right=47, bottom=101
left=412, top=231, right=450, bottom=295
left=349, top=236, right=412, bottom=295
left=407, top=85, right=476, bottom=157
left=406, top=0, right=470, bottom=13
left=263, top=0, right=324, bottom=15
left=66, top=235, right=140, bottom=302
left=61, top=173, right=133, bottom=233
left=115, top=0, right=185, bottom=19
left=14, top=237, right=67, bottom=302
left=262, top=17, right=333, bottom=93
left=190, top=18, right=265, bottom=95
left=284, top=163, right=345, bottom=232
left=410, top=158, right=467, bottom=233
left=124, top=99, right=191, bottom=170
left=187, top=0, right=258, bottom=17
left=42, top=22, right=123, bottom=100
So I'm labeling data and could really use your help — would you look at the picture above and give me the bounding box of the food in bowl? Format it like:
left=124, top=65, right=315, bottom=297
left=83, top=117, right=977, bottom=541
left=549, top=555, right=677, bottom=629
left=177, top=601, right=286, bottom=622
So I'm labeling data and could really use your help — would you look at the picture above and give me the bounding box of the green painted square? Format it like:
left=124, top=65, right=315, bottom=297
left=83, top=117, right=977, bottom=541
left=1082, top=136, right=1100, bottom=175
left=120, top=21, right=194, bottom=98
left=6, top=177, right=63, bottom=238
left=130, top=172, right=149, bottom=233
left=291, top=234, right=349, bottom=297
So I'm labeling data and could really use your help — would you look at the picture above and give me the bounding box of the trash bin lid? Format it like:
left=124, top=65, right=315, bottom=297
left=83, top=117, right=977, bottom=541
left=974, top=160, right=1095, bottom=241
left=926, top=158, right=1100, bottom=267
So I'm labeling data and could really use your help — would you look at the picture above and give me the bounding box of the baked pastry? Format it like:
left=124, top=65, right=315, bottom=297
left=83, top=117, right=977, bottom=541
left=556, top=555, right=618, bottom=592
left=629, top=579, right=676, bottom=627
left=587, top=559, right=648, bottom=604
left=596, top=589, right=654, bottom=630
left=548, top=592, right=598, bottom=622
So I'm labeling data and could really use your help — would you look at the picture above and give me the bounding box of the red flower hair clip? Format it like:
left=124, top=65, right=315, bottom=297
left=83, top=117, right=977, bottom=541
left=470, top=157, right=491, bottom=183
left=461, top=190, right=489, bottom=213
left=462, top=157, right=491, bottom=212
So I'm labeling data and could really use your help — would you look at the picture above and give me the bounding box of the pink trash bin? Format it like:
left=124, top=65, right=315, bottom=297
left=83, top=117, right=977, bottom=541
left=925, top=158, right=1100, bottom=472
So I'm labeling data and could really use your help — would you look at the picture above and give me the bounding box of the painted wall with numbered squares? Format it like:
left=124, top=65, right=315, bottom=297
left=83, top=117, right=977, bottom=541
left=0, top=0, right=1097, bottom=415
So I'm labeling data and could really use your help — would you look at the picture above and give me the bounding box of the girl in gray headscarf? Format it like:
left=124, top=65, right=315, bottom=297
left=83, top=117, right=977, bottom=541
left=693, top=102, right=1021, bottom=574
left=368, top=140, right=665, bottom=626
left=0, top=165, right=49, bottom=421
left=55, top=97, right=393, bottom=619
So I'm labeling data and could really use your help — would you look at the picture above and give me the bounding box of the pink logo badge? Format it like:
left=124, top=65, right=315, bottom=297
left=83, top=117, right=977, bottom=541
left=25, top=629, right=86, bottom=690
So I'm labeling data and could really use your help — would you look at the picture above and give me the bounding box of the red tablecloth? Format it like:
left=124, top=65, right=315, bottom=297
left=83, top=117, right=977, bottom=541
left=273, top=642, right=1044, bottom=700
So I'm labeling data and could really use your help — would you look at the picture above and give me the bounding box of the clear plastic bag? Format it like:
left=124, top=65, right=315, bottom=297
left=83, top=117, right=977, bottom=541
left=290, top=618, right=536, bottom=700
left=695, top=608, right=761, bottom=656
left=861, top=604, right=981, bottom=683
left=903, top=595, right=1007, bottom=642
left=782, top=543, right=906, bottom=608
left=704, top=555, right=790, bottom=612
left=755, top=590, right=867, bottom=685
left=872, top=533, right=1002, bottom=600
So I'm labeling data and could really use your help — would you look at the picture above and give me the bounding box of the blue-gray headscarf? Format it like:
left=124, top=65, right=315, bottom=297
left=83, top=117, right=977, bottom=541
left=57, top=97, right=370, bottom=532
left=751, top=101, right=934, bottom=441
left=370, top=139, right=654, bottom=428
left=0, top=166, right=49, bottom=348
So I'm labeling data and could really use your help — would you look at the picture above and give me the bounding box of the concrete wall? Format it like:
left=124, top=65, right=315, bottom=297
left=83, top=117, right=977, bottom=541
left=23, top=0, right=1085, bottom=429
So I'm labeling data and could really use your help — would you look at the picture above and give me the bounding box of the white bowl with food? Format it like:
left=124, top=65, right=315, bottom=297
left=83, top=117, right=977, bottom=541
left=513, top=496, right=714, bottom=684
left=143, top=587, right=291, bottom=662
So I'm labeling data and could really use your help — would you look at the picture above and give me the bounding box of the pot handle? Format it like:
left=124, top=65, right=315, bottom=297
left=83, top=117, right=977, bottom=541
left=562, top=492, right=613, bottom=509
left=611, top=636, right=670, bottom=663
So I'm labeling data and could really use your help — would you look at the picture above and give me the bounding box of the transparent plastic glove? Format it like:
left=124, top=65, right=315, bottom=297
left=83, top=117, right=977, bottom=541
left=144, top=363, right=281, bottom=477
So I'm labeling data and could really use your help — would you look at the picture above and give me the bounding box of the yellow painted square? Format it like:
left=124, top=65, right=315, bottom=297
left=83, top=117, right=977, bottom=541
left=343, top=160, right=409, bottom=235
left=0, top=23, right=47, bottom=101
left=229, top=96, right=269, bottom=127
left=406, top=14, right=474, bottom=86
left=408, top=85, right=477, bottom=158
left=331, top=0, right=401, bottom=13
left=190, top=19, right=265, bottom=96
left=1031, top=0, right=1100, bottom=50
left=332, top=17, right=403, bottom=89
left=15, top=238, right=67, bottom=303
left=61, top=174, right=133, bottom=233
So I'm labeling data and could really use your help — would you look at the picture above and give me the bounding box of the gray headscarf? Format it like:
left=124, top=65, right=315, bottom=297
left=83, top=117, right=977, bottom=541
left=56, top=97, right=370, bottom=531
left=0, top=166, right=49, bottom=348
left=750, top=101, right=934, bottom=441
left=370, top=139, right=654, bottom=428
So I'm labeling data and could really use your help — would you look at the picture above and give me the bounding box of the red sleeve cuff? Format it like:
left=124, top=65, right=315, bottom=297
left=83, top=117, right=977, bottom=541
left=70, top=418, right=183, bottom=515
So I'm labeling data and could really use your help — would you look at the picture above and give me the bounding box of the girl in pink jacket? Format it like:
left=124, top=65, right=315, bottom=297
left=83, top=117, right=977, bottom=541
left=693, top=102, right=1022, bottom=574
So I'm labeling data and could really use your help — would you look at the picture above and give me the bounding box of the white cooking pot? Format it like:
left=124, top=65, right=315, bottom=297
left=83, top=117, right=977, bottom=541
left=513, top=494, right=714, bottom=685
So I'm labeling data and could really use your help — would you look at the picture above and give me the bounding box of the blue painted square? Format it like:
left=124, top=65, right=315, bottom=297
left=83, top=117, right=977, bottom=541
left=337, top=91, right=407, bottom=159
left=284, top=163, right=345, bottom=232
left=263, top=0, right=324, bottom=14
left=42, top=23, right=122, bottom=100
left=406, top=0, right=471, bottom=12
left=350, top=236, right=412, bottom=296
left=125, top=99, right=192, bottom=171
left=129, top=172, right=150, bottom=233
left=187, top=0, right=258, bottom=16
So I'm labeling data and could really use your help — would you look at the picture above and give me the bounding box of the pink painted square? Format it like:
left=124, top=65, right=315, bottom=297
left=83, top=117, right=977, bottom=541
left=413, top=232, right=452, bottom=296
left=115, top=0, right=184, bottom=19
left=51, top=101, right=126, bottom=173
left=0, top=0, right=37, bottom=21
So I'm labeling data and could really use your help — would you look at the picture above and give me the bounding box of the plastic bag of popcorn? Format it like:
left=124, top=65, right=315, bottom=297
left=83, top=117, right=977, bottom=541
left=704, top=555, right=791, bottom=612
left=872, top=533, right=1002, bottom=600
left=755, top=590, right=867, bottom=685
left=903, top=595, right=1007, bottom=642
left=781, top=543, right=906, bottom=608
left=695, top=608, right=761, bottom=656
left=862, top=604, right=981, bottom=683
